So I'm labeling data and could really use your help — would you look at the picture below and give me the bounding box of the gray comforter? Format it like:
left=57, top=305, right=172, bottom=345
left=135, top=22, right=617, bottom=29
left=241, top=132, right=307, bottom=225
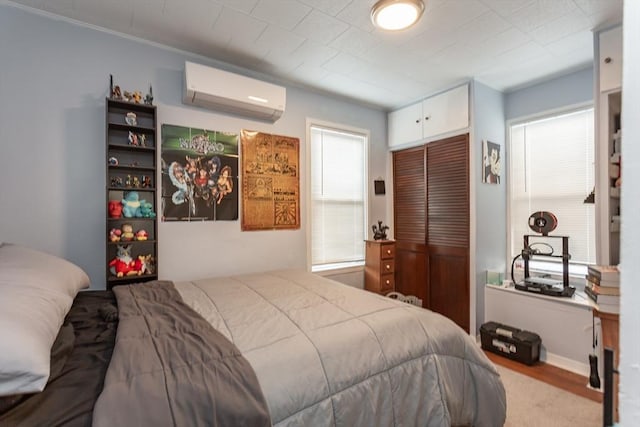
left=175, top=269, right=507, bottom=427
left=92, top=281, right=271, bottom=427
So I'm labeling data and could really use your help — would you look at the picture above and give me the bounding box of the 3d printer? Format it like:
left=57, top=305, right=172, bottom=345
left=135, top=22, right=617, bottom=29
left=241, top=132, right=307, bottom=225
left=512, top=211, right=576, bottom=298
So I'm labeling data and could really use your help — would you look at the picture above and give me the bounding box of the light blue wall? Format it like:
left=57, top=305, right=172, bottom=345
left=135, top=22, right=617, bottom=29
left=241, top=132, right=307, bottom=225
left=0, top=5, right=387, bottom=289
left=505, top=67, right=594, bottom=120
left=473, top=81, right=506, bottom=333
left=474, top=67, right=594, bottom=333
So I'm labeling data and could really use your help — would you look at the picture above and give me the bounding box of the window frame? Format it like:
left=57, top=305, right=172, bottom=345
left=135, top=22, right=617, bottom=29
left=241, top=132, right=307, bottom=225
left=506, top=102, right=595, bottom=280
left=306, top=118, right=369, bottom=273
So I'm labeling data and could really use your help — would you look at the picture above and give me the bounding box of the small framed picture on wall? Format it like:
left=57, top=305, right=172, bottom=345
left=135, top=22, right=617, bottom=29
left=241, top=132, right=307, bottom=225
left=482, top=140, right=501, bottom=184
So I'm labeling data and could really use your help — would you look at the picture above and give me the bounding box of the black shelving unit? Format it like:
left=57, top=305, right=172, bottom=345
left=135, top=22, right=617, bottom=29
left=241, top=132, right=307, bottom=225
left=106, top=98, right=158, bottom=289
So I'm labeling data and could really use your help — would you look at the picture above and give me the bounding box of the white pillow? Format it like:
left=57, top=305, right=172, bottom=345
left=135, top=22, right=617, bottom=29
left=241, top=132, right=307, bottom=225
left=0, top=243, right=90, bottom=297
left=0, top=243, right=90, bottom=396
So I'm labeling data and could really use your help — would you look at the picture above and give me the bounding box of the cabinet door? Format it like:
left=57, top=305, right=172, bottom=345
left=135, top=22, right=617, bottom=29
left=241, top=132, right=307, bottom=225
left=426, top=134, right=469, bottom=332
left=393, top=146, right=427, bottom=304
left=599, top=26, right=622, bottom=93
left=388, top=102, right=423, bottom=148
left=422, top=84, right=469, bottom=140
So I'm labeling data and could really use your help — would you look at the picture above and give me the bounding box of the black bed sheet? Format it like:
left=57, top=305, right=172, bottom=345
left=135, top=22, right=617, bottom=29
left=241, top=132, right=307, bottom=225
left=0, top=290, right=117, bottom=427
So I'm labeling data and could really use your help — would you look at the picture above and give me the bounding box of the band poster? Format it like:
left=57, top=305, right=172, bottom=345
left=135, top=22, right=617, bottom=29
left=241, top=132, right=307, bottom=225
left=161, top=124, right=238, bottom=221
left=241, top=130, right=300, bottom=231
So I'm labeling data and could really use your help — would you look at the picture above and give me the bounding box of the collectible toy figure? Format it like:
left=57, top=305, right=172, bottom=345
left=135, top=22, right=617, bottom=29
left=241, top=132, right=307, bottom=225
left=372, top=220, right=389, bottom=240
left=108, top=200, right=123, bottom=218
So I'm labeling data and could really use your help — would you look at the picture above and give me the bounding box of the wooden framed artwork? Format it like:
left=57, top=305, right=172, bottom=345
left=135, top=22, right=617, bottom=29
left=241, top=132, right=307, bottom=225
left=241, top=130, right=300, bottom=231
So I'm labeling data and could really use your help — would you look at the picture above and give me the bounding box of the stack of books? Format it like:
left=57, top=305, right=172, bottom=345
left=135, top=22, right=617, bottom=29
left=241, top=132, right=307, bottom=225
left=584, top=265, right=620, bottom=313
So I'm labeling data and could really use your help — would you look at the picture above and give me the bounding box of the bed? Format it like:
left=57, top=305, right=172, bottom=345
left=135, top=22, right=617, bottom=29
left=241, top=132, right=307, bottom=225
left=0, top=244, right=506, bottom=426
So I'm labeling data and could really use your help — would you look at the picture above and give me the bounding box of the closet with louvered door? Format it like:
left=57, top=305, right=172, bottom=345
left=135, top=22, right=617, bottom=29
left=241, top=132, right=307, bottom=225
left=393, top=134, right=470, bottom=332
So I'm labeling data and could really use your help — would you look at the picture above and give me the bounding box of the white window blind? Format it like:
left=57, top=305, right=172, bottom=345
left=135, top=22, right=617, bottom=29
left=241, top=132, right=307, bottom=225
left=310, top=125, right=367, bottom=268
left=509, top=108, right=595, bottom=269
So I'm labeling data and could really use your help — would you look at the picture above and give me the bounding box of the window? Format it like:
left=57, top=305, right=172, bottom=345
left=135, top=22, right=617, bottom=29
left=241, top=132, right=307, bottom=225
left=309, top=123, right=368, bottom=271
left=508, top=107, right=595, bottom=275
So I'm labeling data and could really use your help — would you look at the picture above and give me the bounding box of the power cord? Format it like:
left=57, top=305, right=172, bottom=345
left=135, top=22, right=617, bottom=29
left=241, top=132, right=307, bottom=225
left=510, top=253, right=521, bottom=285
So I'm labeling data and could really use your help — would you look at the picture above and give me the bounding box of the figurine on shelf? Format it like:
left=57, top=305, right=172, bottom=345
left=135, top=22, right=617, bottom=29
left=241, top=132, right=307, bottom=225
left=125, top=112, right=137, bottom=126
left=139, top=200, right=156, bottom=218
left=132, top=176, right=141, bottom=188
left=109, top=228, right=122, bottom=242
left=125, top=175, right=132, bottom=187
left=139, top=134, right=147, bottom=147
left=141, top=175, right=152, bottom=188
left=112, top=84, right=123, bottom=100
left=108, top=156, right=119, bottom=166
left=128, top=131, right=139, bottom=146
left=108, top=244, right=135, bottom=278
left=120, top=223, right=134, bottom=241
left=123, top=91, right=132, bottom=102
left=135, top=229, right=148, bottom=241
left=372, top=220, right=389, bottom=241
left=132, top=91, right=143, bottom=104
left=110, top=176, right=123, bottom=188
left=108, top=200, right=123, bottom=218
left=122, top=191, right=142, bottom=218
left=140, top=254, right=155, bottom=274
left=144, top=85, right=154, bottom=105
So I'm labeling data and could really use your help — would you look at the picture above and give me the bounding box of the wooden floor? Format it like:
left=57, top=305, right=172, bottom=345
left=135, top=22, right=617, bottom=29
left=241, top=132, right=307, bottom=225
left=485, top=351, right=603, bottom=403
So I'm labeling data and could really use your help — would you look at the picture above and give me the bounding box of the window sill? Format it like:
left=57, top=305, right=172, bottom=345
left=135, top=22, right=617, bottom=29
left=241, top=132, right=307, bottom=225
left=312, top=261, right=364, bottom=276
left=486, top=283, right=593, bottom=309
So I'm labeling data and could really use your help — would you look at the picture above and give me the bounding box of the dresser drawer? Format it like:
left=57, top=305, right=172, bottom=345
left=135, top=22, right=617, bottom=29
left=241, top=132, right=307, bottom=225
left=380, top=273, right=395, bottom=294
left=381, top=243, right=395, bottom=259
left=381, top=259, right=395, bottom=274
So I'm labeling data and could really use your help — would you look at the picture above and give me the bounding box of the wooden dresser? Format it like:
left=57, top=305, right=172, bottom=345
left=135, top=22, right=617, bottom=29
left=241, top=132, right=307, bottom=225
left=364, top=240, right=395, bottom=295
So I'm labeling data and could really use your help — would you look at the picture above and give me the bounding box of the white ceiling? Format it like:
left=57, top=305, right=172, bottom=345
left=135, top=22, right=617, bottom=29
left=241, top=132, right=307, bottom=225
left=7, top=0, right=622, bottom=110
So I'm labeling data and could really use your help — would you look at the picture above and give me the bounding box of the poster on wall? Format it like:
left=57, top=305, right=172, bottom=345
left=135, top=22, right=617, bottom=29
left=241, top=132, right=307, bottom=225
left=482, top=140, right=501, bottom=184
left=241, top=130, right=300, bottom=231
left=161, top=124, right=238, bottom=221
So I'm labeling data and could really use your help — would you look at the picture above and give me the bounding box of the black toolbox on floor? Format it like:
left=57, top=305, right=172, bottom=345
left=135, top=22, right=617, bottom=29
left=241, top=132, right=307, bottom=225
left=480, top=321, right=541, bottom=365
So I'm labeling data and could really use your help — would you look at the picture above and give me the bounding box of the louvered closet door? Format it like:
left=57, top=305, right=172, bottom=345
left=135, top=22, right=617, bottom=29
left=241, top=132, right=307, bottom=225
left=392, top=146, right=427, bottom=304
left=426, top=134, right=469, bottom=332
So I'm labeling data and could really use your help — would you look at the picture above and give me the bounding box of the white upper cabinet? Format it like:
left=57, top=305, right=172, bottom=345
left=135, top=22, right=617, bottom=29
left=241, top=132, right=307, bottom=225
left=388, top=84, right=469, bottom=149
left=388, top=102, right=423, bottom=149
left=598, top=26, right=622, bottom=93
left=421, top=84, right=469, bottom=140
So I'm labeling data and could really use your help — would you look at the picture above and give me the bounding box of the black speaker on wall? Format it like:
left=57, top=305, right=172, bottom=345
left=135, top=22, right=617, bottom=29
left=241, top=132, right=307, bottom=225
left=374, top=179, right=386, bottom=195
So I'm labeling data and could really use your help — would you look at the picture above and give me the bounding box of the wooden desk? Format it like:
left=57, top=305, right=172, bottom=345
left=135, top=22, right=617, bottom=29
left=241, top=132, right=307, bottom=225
left=593, top=309, right=619, bottom=422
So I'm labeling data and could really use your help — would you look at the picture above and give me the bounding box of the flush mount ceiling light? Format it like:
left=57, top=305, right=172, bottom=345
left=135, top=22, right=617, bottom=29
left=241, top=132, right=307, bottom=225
left=371, top=0, right=425, bottom=31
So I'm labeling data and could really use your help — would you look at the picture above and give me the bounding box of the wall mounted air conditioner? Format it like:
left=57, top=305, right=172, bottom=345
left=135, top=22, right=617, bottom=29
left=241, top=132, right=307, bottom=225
left=183, top=61, right=286, bottom=123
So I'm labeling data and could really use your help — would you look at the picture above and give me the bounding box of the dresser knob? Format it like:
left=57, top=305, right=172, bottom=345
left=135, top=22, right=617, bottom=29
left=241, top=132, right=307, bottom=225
left=385, top=264, right=391, bottom=270
left=386, top=249, right=391, bottom=255
left=386, top=279, right=390, bottom=285
left=604, top=57, right=612, bottom=64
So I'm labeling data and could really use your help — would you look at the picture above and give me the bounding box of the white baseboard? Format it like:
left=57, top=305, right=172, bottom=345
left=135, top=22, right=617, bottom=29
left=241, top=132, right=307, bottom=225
left=475, top=334, right=591, bottom=378
left=542, top=352, right=590, bottom=378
